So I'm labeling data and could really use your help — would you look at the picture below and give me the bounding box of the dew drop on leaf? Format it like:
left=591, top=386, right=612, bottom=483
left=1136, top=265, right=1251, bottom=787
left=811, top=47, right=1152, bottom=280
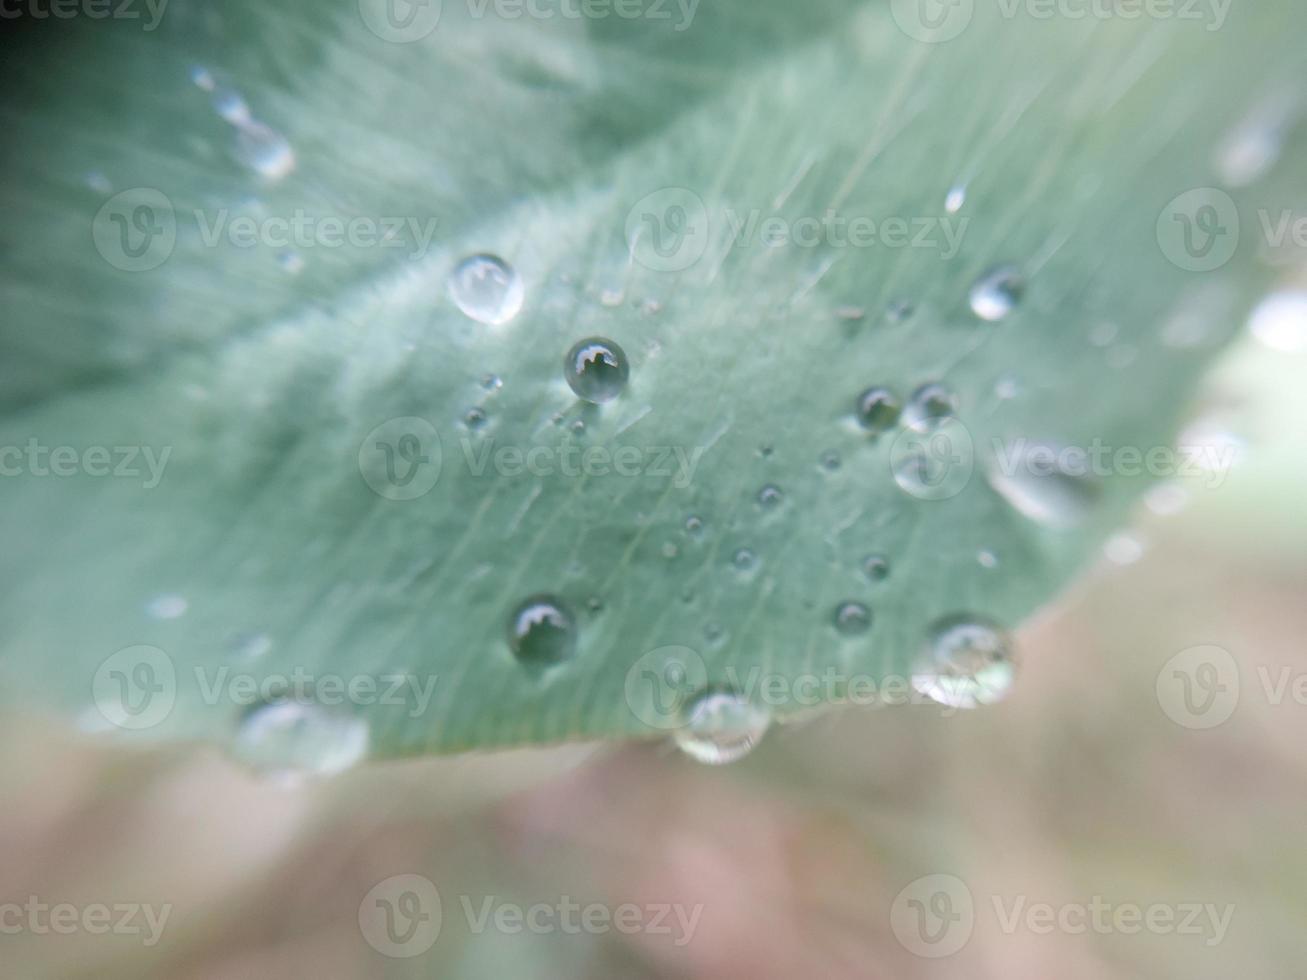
left=507, top=595, right=577, bottom=667
left=231, top=697, right=370, bottom=779
left=833, top=600, right=872, bottom=636
left=911, top=614, right=1015, bottom=709
left=855, top=386, right=902, bottom=434
left=563, top=337, right=630, bottom=403
left=447, top=254, right=524, bottom=325
left=968, top=265, right=1025, bottom=321
left=674, top=690, right=770, bottom=765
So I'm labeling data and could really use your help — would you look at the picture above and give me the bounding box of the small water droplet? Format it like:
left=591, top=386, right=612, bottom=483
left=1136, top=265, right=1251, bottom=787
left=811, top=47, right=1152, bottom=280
left=85, top=171, right=112, bottom=194
left=886, top=299, right=915, bottom=323
left=987, top=441, right=1099, bottom=528
left=703, top=621, right=725, bottom=644
left=902, top=383, right=957, bottom=432
left=856, top=386, right=902, bottom=435
left=862, top=554, right=889, bottom=581
left=757, top=484, right=784, bottom=509
left=233, top=121, right=295, bottom=180
left=448, top=254, right=524, bottom=325
left=994, top=375, right=1021, bottom=401
left=507, top=595, right=576, bottom=667
left=733, top=548, right=757, bottom=572
left=977, top=549, right=999, bottom=569
left=146, top=594, right=188, bottom=620
left=758, top=444, right=774, bottom=458
left=662, top=541, right=679, bottom=559
left=1248, top=290, right=1307, bottom=353
left=819, top=449, right=842, bottom=471
left=945, top=184, right=967, bottom=213
left=464, top=407, right=488, bottom=430
left=481, top=373, right=503, bottom=391
left=563, top=337, right=630, bottom=403
left=587, top=596, right=604, bottom=613
left=213, top=88, right=252, bottom=125
left=969, top=265, right=1024, bottom=321
left=570, top=418, right=585, bottom=435
left=674, top=690, right=770, bottom=765
left=190, top=65, right=216, bottom=91
left=600, top=287, right=624, bottom=307
left=912, top=614, right=1015, bottom=709
left=685, top=515, right=704, bottom=537
left=833, top=601, right=872, bottom=636
left=231, top=697, right=369, bottom=779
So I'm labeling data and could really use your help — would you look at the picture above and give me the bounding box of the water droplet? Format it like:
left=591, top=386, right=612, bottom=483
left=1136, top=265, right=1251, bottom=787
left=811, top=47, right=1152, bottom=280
left=757, top=443, right=774, bottom=458
left=819, top=449, right=842, bottom=471
left=911, top=615, right=1015, bottom=709
left=233, top=121, right=295, bottom=180
left=833, top=601, right=872, bottom=635
left=231, top=697, right=369, bottom=779
left=448, top=254, right=524, bottom=325
left=662, top=542, right=679, bottom=559
left=886, top=299, right=915, bottom=323
left=945, top=184, right=967, bottom=213
left=145, top=594, right=188, bottom=620
left=85, top=171, right=112, bottom=194
left=481, top=373, right=503, bottom=391
left=977, top=549, right=999, bottom=569
left=856, top=386, right=902, bottom=435
left=732, top=548, right=757, bottom=572
left=190, top=65, right=216, bottom=92
left=703, top=621, right=725, bottom=644
left=674, top=690, right=770, bottom=765
left=862, top=554, right=889, bottom=581
left=994, top=375, right=1021, bottom=401
left=507, top=595, right=576, bottom=667
left=464, top=407, right=488, bottom=430
left=586, top=596, right=604, bottom=613
left=757, top=484, right=784, bottom=509
left=902, top=383, right=957, bottom=432
left=969, top=265, right=1024, bottom=321
left=600, top=287, right=624, bottom=307
left=563, top=337, right=630, bottom=403
left=987, top=441, right=1098, bottom=528
left=685, top=515, right=704, bottom=537
left=569, top=418, right=585, bottom=435
left=1249, top=290, right=1307, bottom=353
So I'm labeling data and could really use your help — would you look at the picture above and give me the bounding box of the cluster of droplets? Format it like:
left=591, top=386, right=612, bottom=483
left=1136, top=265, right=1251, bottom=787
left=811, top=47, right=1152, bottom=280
left=192, top=67, right=296, bottom=181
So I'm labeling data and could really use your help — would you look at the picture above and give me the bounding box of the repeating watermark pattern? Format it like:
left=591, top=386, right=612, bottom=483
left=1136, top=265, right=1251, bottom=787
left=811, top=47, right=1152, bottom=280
left=358, top=417, right=707, bottom=500
left=0, top=897, right=172, bottom=947
left=0, top=440, right=170, bottom=488
left=891, top=874, right=1233, bottom=957
left=91, top=646, right=439, bottom=730
left=1157, top=188, right=1240, bottom=272
left=625, top=188, right=970, bottom=273
left=1157, top=645, right=1307, bottom=729
left=1255, top=208, right=1307, bottom=266
left=358, top=875, right=702, bottom=958
left=0, top=0, right=169, bottom=29
left=993, top=437, right=1237, bottom=489
left=91, top=189, right=440, bottom=272
left=891, top=0, right=1230, bottom=43
left=622, top=646, right=972, bottom=730
left=357, top=0, right=699, bottom=42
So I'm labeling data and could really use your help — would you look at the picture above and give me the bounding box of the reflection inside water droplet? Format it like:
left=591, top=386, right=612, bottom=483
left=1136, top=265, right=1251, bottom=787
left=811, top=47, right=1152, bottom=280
left=674, top=690, right=770, bottom=764
left=833, top=601, right=872, bottom=636
left=969, top=265, right=1024, bottom=321
left=448, top=254, right=524, bottom=325
left=563, top=337, right=630, bottom=403
left=507, top=595, right=576, bottom=667
left=912, top=614, right=1015, bottom=709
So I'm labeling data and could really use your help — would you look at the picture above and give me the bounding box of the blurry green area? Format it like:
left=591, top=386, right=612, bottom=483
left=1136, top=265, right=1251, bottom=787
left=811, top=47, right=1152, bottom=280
left=2, top=334, right=1304, bottom=978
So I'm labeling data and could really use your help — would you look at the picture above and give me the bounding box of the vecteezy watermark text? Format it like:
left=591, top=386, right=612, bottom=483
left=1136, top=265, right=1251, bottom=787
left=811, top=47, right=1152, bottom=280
left=0, top=0, right=169, bottom=29
left=0, top=440, right=170, bottom=488
left=0, top=897, right=172, bottom=947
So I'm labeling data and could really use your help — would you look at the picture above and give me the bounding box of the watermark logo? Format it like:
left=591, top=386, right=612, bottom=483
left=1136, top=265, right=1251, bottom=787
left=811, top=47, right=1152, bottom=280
left=358, top=418, right=443, bottom=500
left=92, top=645, right=176, bottom=730
left=626, top=187, right=710, bottom=272
left=623, top=645, right=709, bottom=730
left=1156, top=644, right=1240, bottom=729
left=92, top=188, right=176, bottom=272
left=359, top=874, right=443, bottom=958
left=0, top=897, right=172, bottom=947
left=1157, top=188, right=1240, bottom=272
left=1, top=0, right=170, bottom=30
left=891, top=0, right=974, bottom=42
left=358, top=0, right=442, bottom=41
left=891, top=874, right=975, bottom=957
left=890, top=419, right=975, bottom=501
left=0, top=440, right=171, bottom=488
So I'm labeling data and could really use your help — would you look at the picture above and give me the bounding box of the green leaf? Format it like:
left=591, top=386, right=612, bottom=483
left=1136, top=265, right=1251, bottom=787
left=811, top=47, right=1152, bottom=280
left=2, top=0, right=1304, bottom=762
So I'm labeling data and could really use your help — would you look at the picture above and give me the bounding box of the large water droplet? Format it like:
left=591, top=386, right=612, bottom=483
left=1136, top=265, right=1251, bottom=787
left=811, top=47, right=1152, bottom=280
left=912, top=615, right=1015, bottom=709
left=448, top=254, right=524, bottom=325
left=231, top=698, right=370, bottom=779
left=563, top=337, right=630, bottom=403
left=233, top=121, right=295, bottom=180
left=987, top=441, right=1098, bottom=528
left=968, top=265, right=1025, bottom=321
left=507, top=595, right=576, bottom=667
left=856, top=386, right=902, bottom=435
left=674, top=690, right=771, bottom=765
left=902, top=383, right=958, bottom=432
left=833, top=601, right=872, bottom=636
